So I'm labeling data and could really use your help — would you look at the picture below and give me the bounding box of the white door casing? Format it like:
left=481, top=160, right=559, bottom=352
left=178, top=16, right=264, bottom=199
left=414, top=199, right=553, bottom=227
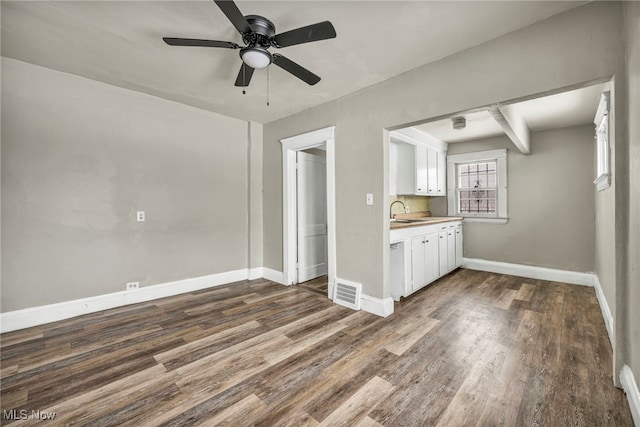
left=296, top=151, right=328, bottom=282
left=281, top=126, right=336, bottom=298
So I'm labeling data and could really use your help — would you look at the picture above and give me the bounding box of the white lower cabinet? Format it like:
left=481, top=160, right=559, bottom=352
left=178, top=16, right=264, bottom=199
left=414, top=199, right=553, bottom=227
left=455, top=223, right=463, bottom=267
left=411, top=233, right=439, bottom=292
left=438, top=222, right=463, bottom=276
left=390, top=220, right=463, bottom=301
left=438, top=231, right=448, bottom=278
left=447, top=230, right=456, bottom=272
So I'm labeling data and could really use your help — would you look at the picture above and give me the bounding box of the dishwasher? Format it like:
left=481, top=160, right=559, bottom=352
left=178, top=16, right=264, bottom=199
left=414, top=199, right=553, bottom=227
left=390, top=242, right=406, bottom=301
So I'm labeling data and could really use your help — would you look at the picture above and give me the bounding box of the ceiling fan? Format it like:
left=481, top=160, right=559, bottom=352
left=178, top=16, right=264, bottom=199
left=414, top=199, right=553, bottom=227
left=163, top=0, right=337, bottom=88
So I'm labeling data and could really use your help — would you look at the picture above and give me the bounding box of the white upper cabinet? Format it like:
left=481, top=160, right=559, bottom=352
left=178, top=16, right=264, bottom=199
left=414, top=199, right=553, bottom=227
left=426, top=146, right=439, bottom=194
left=390, top=128, right=447, bottom=197
left=436, top=150, right=446, bottom=195
left=415, top=144, right=429, bottom=194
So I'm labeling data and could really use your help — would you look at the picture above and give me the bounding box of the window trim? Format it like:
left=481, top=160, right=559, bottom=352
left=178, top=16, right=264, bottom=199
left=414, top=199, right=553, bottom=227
left=447, top=149, right=508, bottom=222
left=593, top=91, right=611, bottom=191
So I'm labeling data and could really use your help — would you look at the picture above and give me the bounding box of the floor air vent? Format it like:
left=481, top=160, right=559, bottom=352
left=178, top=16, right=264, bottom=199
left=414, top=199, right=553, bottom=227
left=333, top=279, right=362, bottom=310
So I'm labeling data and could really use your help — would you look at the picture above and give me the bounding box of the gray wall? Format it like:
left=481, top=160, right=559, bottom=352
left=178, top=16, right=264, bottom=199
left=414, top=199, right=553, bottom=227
left=1, top=58, right=252, bottom=312
left=263, top=2, right=625, bottom=299
left=624, top=0, right=640, bottom=398
left=431, top=126, right=595, bottom=272
left=249, top=121, right=264, bottom=272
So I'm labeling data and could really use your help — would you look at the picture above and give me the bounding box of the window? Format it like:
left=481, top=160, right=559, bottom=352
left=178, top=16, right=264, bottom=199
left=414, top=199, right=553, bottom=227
left=594, top=91, right=611, bottom=191
left=457, top=161, right=497, bottom=214
left=447, top=149, right=507, bottom=223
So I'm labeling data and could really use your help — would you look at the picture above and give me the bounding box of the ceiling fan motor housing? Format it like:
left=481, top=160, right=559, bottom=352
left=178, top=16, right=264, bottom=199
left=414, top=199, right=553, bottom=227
left=243, top=15, right=275, bottom=45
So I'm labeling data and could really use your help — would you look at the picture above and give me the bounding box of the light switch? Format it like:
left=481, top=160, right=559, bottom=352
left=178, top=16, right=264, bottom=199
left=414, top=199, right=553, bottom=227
left=137, top=211, right=145, bottom=222
left=366, top=193, right=373, bottom=206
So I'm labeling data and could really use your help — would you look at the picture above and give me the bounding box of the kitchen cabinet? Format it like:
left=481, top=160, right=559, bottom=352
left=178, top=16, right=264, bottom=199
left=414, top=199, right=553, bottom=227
left=455, top=223, right=463, bottom=267
left=438, top=222, right=462, bottom=276
left=390, top=131, right=447, bottom=197
left=395, top=142, right=426, bottom=195
left=438, top=230, right=448, bottom=276
left=437, top=150, right=446, bottom=195
left=447, top=229, right=456, bottom=271
left=416, top=145, right=429, bottom=194
left=390, top=219, right=463, bottom=300
left=427, top=147, right=439, bottom=194
left=411, top=232, right=439, bottom=291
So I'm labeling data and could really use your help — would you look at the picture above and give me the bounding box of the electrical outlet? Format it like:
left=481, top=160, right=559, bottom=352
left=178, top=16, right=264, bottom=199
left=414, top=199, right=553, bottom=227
left=366, top=193, right=373, bottom=206
left=126, top=282, right=139, bottom=290
left=137, top=211, right=145, bottom=222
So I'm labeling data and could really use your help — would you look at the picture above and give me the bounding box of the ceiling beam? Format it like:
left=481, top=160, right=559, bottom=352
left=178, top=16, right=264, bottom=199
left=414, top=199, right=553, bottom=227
left=490, top=104, right=531, bottom=154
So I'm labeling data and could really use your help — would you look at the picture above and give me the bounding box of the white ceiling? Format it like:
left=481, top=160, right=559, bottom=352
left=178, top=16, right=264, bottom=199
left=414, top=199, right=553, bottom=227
left=1, top=1, right=585, bottom=124
left=416, top=109, right=505, bottom=143
left=414, top=83, right=605, bottom=143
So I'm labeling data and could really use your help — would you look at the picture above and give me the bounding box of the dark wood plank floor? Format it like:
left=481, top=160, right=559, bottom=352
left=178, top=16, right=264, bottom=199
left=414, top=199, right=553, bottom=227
left=0, top=269, right=633, bottom=426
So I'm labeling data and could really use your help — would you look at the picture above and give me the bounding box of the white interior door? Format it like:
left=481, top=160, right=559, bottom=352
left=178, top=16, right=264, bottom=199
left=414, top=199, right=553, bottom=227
left=297, top=151, right=328, bottom=283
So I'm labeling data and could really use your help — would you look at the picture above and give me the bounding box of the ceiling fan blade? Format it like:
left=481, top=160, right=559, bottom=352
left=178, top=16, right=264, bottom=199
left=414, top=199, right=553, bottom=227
left=214, top=0, right=253, bottom=35
left=273, top=21, right=336, bottom=48
left=272, top=54, right=320, bottom=85
left=163, top=37, right=240, bottom=49
left=234, top=63, right=255, bottom=87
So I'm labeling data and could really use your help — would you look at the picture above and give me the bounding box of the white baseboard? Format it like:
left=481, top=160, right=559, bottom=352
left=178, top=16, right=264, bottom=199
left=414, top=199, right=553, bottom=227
left=262, top=268, right=285, bottom=285
left=462, top=258, right=595, bottom=287
left=621, top=365, right=640, bottom=427
left=248, top=267, right=263, bottom=280
left=1, top=267, right=288, bottom=333
left=361, top=293, right=394, bottom=318
left=593, top=275, right=615, bottom=347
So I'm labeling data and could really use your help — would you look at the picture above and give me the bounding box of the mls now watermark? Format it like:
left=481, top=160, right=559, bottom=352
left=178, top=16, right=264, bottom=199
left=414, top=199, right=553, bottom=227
left=3, top=409, right=57, bottom=421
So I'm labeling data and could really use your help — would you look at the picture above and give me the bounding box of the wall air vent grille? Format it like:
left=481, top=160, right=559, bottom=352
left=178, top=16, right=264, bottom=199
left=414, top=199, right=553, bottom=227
left=333, top=279, right=362, bottom=310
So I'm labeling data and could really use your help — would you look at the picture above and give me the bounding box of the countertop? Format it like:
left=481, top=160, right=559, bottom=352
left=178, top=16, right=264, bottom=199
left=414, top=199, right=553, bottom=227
left=389, top=212, right=463, bottom=230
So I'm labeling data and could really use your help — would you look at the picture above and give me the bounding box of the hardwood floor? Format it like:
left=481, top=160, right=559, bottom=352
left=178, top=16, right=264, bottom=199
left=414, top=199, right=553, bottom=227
left=0, top=269, right=633, bottom=426
left=296, top=276, right=329, bottom=296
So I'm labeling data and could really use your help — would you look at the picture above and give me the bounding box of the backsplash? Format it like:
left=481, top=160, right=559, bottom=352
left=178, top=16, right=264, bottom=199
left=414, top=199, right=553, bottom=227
left=389, top=195, right=430, bottom=216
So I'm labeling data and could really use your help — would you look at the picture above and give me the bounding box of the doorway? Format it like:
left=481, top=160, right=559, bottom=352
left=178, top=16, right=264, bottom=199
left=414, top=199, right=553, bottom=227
left=281, top=126, right=336, bottom=299
left=296, top=148, right=328, bottom=283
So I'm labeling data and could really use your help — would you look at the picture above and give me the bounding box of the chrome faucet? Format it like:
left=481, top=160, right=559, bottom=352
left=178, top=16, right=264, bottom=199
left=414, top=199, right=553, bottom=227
left=389, top=200, right=407, bottom=219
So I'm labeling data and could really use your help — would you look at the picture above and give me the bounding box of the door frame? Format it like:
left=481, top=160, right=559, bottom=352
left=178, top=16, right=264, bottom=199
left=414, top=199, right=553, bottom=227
left=281, top=126, right=336, bottom=298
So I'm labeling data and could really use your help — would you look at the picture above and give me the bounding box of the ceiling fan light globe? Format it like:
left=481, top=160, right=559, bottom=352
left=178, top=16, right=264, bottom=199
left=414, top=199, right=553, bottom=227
left=241, top=48, right=271, bottom=69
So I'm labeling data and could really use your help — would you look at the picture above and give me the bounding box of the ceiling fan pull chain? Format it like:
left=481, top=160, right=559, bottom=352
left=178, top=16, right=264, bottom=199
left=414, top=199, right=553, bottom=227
left=242, top=65, right=246, bottom=95
left=267, top=66, right=270, bottom=106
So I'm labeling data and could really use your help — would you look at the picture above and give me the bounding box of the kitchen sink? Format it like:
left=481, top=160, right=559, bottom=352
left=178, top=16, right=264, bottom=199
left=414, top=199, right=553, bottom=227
left=390, top=218, right=432, bottom=224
